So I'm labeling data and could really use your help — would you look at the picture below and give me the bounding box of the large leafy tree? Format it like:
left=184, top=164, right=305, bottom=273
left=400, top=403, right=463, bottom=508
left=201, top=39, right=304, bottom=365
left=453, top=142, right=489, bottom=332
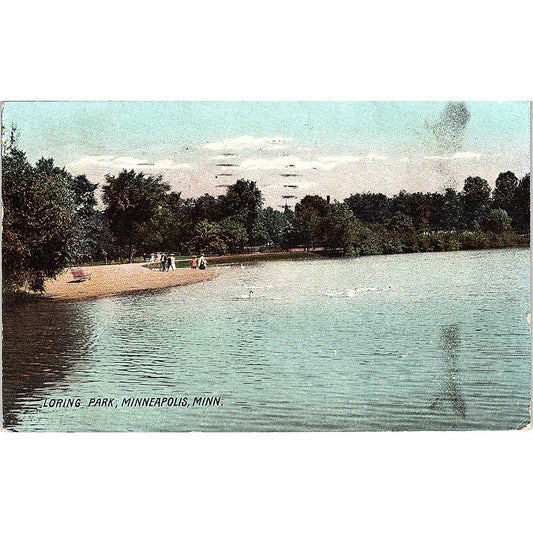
left=161, top=191, right=189, bottom=253
left=492, top=171, right=518, bottom=222
left=344, top=192, right=392, bottom=225
left=136, top=191, right=184, bottom=253
left=478, top=209, right=512, bottom=234
left=492, top=171, right=517, bottom=208
left=189, top=220, right=227, bottom=255
left=2, top=138, right=77, bottom=291
left=190, top=193, right=224, bottom=225
left=321, top=202, right=363, bottom=254
left=251, top=207, right=289, bottom=248
left=68, top=174, right=102, bottom=262
left=221, top=179, right=263, bottom=241
left=294, top=195, right=329, bottom=249
left=513, top=173, right=530, bottom=233
left=70, top=174, right=98, bottom=218
left=102, top=170, right=171, bottom=261
left=392, top=191, right=432, bottom=232
left=279, top=207, right=302, bottom=250
left=462, top=176, right=491, bottom=229
left=440, top=188, right=464, bottom=230
left=219, top=217, right=248, bottom=254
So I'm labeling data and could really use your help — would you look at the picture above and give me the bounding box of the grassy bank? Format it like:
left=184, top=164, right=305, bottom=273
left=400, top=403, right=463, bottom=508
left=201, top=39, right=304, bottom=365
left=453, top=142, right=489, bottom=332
left=142, top=234, right=529, bottom=271
left=354, top=230, right=530, bottom=256
left=4, top=237, right=528, bottom=303
left=143, top=251, right=320, bottom=269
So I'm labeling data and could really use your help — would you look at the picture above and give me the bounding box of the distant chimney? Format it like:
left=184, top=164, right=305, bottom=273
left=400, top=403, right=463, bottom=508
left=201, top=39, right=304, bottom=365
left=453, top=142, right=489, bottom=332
left=326, top=195, right=330, bottom=204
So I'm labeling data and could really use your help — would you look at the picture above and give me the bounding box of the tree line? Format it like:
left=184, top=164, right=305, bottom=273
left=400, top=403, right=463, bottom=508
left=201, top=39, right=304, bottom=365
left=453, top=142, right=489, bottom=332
left=2, top=134, right=530, bottom=292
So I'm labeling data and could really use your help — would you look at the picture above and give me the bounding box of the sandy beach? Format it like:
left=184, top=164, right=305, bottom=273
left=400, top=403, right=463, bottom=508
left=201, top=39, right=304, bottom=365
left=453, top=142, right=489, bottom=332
left=42, top=263, right=218, bottom=301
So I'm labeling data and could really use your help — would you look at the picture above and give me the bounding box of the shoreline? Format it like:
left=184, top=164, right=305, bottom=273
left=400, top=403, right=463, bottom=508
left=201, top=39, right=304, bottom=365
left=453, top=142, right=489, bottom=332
left=9, top=244, right=529, bottom=303
left=39, top=263, right=218, bottom=302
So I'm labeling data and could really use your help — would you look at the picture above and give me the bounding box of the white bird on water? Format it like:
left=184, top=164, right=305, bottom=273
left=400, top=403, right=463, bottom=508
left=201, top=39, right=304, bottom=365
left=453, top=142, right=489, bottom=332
left=233, top=290, right=254, bottom=300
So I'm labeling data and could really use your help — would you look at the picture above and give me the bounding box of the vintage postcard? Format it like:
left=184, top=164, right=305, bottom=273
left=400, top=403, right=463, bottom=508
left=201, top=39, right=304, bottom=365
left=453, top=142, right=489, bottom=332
left=1, top=101, right=530, bottom=432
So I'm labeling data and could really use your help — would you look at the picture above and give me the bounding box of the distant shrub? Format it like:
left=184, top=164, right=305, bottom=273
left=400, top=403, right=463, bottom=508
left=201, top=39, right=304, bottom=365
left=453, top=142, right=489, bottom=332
left=459, top=231, right=491, bottom=250
left=479, top=209, right=513, bottom=234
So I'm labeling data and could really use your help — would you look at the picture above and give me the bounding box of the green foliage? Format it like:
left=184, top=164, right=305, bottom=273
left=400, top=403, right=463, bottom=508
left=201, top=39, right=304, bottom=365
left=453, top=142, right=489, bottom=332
left=441, top=188, right=464, bottom=230
left=320, top=202, right=361, bottom=254
left=387, top=212, right=415, bottom=234
left=478, top=209, right=512, bottom=234
left=190, top=193, right=223, bottom=224
left=392, top=191, right=427, bottom=231
left=294, top=195, right=329, bottom=248
left=512, top=173, right=530, bottom=232
left=462, top=176, right=491, bottom=228
left=344, top=192, right=391, bottom=225
left=68, top=174, right=110, bottom=262
left=102, top=169, right=171, bottom=261
left=492, top=171, right=518, bottom=215
left=417, top=232, right=461, bottom=252
left=3, top=121, right=529, bottom=292
left=70, top=174, right=98, bottom=217
left=189, top=219, right=227, bottom=255
left=2, top=144, right=77, bottom=291
left=251, top=207, right=288, bottom=247
left=76, top=211, right=119, bottom=261
left=457, top=231, right=492, bottom=250
left=222, top=179, right=263, bottom=239
left=219, top=217, right=248, bottom=253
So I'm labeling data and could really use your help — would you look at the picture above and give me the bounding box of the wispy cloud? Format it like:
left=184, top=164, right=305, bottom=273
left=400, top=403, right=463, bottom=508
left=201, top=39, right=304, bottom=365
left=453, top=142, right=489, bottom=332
left=202, top=135, right=293, bottom=151
left=266, top=181, right=317, bottom=190
left=424, top=152, right=482, bottom=161
left=320, top=153, right=387, bottom=163
left=210, top=154, right=236, bottom=161
left=240, top=153, right=387, bottom=171
left=152, top=159, right=194, bottom=169
left=66, top=155, right=193, bottom=171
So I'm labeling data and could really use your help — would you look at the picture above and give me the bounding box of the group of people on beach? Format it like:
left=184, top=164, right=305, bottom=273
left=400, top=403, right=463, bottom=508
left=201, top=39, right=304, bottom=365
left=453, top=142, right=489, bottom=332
left=159, top=253, right=176, bottom=271
left=190, top=255, right=207, bottom=270
left=152, top=252, right=207, bottom=272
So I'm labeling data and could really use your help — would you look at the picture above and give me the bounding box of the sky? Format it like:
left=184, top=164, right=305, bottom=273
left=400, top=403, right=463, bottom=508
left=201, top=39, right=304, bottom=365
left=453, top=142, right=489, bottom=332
left=2, top=101, right=530, bottom=209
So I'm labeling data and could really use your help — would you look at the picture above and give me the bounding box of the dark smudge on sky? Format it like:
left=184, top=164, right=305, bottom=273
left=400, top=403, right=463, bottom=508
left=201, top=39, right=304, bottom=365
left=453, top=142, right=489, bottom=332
left=431, top=102, right=471, bottom=153
left=422, top=102, right=472, bottom=190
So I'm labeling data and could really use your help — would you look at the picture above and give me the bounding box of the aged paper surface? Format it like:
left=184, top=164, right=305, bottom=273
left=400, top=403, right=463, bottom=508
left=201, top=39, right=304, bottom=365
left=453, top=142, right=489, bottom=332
left=1, top=5, right=533, bottom=533
left=2, top=101, right=530, bottom=432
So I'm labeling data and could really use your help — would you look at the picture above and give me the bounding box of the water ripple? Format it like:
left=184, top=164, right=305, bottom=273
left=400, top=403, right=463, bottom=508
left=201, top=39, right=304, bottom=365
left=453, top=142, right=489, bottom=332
left=2, top=248, right=530, bottom=431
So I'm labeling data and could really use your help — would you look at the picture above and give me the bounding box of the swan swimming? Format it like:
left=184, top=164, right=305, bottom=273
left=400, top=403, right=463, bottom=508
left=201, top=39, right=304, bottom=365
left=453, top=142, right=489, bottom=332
left=233, top=290, right=254, bottom=300
left=323, top=290, right=345, bottom=297
left=355, top=286, right=379, bottom=292
left=323, top=286, right=391, bottom=298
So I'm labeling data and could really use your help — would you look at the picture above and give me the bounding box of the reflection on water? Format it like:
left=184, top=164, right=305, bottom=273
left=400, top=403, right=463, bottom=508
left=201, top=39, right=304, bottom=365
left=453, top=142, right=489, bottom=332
left=429, top=325, right=466, bottom=419
left=2, top=299, right=93, bottom=428
left=2, top=248, right=531, bottom=432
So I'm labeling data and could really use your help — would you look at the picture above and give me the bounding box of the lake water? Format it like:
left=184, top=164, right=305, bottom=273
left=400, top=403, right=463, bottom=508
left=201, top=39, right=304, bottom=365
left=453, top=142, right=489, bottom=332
left=2, top=248, right=530, bottom=431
